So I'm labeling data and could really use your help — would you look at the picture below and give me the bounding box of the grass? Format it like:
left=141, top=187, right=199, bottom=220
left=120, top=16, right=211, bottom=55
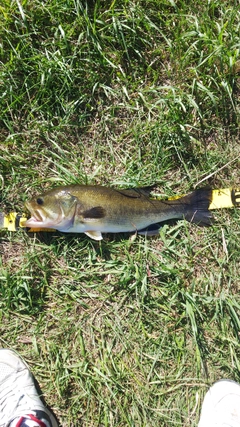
left=0, top=0, right=240, bottom=425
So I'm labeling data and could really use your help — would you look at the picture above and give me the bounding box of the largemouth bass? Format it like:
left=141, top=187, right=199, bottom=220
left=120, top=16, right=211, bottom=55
left=24, top=185, right=214, bottom=240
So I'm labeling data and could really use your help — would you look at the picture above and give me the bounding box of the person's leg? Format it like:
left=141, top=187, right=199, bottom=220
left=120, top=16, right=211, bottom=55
left=198, top=379, right=240, bottom=427
left=0, top=349, right=58, bottom=427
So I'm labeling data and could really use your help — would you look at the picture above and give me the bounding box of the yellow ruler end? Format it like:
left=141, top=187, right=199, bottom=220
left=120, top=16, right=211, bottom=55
left=209, top=188, right=240, bottom=210
left=3, top=212, right=18, bottom=231
left=2, top=212, right=29, bottom=231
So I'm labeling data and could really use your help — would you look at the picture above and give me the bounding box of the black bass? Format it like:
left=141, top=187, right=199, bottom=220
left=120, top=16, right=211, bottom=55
left=23, top=185, right=214, bottom=240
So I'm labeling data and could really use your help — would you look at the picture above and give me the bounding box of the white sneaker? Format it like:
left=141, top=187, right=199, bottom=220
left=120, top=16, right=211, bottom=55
left=198, top=379, right=240, bottom=427
left=0, top=349, right=58, bottom=427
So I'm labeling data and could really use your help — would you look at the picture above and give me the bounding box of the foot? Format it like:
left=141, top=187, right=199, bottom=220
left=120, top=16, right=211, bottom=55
left=0, top=349, right=58, bottom=427
left=198, top=379, right=240, bottom=427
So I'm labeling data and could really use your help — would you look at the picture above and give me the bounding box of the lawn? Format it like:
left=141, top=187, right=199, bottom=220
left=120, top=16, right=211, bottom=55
left=0, top=0, right=240, bottom=426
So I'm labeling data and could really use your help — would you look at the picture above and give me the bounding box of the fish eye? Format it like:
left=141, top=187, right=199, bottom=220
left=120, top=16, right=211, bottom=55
left=36, top=197, right=44, bottom=205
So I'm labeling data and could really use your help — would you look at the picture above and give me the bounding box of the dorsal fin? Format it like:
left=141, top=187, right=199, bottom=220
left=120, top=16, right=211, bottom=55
left=116, top=186, right=156, bottom=199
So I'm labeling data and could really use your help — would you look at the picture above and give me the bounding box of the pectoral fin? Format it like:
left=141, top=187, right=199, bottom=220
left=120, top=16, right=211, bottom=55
left=84, top=230, right=103, bottom=240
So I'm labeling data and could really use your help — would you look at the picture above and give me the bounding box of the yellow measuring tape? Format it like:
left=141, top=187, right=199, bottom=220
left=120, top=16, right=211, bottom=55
left=1, top=187, right=239, bottom=232
left=167, top=187, right=240, bottom=209
left=0, top=212, right=55, bottom=232
left=209, top=188, right=240, bottom=210
left=1, top=212, right=28, bottom=232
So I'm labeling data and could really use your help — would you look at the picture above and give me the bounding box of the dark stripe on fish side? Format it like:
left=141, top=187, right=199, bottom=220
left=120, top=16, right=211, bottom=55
left=83, top=206, right=106, bottom=219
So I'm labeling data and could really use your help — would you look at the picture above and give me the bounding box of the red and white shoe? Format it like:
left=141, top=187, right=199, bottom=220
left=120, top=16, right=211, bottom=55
left=0, top=349, right=58, bottom=427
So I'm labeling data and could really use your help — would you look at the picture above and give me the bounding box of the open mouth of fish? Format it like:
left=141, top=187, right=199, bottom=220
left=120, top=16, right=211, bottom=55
left=24, top=203, right=45, bottom=225
left=28, top=214, right=43, bottom=223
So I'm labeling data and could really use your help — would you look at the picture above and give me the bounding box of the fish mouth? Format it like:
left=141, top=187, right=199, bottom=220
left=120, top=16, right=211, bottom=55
left=24, top=203, right=46, bottom=227
left=29, top=211, right=43, bottom=222
left=23, top=201, right=75, bottom=230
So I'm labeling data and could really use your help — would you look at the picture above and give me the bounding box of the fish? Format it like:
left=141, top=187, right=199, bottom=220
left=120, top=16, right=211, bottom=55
left=23, top=185, right=214, bottom=240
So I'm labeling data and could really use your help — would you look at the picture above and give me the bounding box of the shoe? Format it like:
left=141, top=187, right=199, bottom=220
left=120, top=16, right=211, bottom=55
left=0, top=349, right=58, bottom=427
left=198, top=379, right=240, bottom=427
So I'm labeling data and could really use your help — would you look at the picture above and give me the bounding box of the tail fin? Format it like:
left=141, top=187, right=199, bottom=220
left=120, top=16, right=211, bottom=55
left=169, top=188, right=214, bottom=225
